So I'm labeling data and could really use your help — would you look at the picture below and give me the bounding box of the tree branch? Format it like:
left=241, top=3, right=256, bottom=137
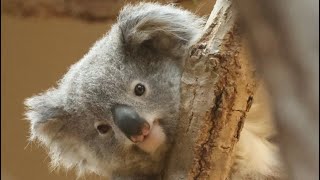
left=163, top=0, right=256, bottom=179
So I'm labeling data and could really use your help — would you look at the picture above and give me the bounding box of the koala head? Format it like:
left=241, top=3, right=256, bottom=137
left=25, top=3, right=204, bottom=178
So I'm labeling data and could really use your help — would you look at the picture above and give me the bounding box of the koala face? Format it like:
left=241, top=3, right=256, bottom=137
left=25, top=3, right=204, bottom=178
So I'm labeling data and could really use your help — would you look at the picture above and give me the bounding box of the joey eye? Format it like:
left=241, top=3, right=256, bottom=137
left=134, top=83, right=145, bottom=96
left=96, top=124, right=111, bottom=134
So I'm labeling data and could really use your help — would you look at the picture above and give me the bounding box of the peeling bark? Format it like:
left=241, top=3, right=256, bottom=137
left=163, top=0, right=256, bottom=179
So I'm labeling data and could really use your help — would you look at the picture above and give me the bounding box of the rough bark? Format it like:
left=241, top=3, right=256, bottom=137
left=235, top=0, right=319, bottom=179
left=163, top=0, right=256, bottom=179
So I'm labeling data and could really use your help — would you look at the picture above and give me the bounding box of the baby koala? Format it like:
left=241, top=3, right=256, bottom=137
left=25, top=2, right=284, bottom=180
left=25, top=2, right=204, bottom=179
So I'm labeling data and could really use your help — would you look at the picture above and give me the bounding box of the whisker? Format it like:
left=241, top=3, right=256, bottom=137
left=24, top=140, right=32, bottom=150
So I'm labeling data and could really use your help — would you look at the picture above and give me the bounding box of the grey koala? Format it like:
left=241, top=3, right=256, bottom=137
left=25, top=3, right=204, bottom=179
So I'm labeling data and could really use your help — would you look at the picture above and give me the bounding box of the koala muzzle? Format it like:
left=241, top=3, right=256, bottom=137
left=111, top=104, right=150, bottom=143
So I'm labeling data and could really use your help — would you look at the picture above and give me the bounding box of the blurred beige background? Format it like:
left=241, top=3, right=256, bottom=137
left=1, top=0, right=215, bottom=179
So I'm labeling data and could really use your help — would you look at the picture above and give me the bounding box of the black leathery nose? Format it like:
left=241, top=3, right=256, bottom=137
left=111, top=104, right=148, bottom=138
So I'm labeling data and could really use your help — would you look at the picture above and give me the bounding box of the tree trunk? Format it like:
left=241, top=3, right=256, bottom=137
left=235, top=0, right=319, bottom=180
left=163, top=0, right=257, bottom=179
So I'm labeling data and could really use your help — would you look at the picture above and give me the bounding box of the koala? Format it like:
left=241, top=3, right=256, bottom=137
left=25, top=2, right=204, bottom=179
left=24, top=2, right=284, bottom=180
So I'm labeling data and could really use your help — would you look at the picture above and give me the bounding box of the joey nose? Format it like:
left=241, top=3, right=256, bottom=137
left=111, top=104, right=150, bottom=142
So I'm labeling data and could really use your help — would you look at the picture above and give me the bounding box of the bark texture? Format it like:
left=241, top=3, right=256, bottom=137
left=235, top=0, right=319, bottom=179
left=163, top=0, right=256, bottom=179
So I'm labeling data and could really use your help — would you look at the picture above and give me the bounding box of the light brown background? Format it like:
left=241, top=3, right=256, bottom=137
left=2, top=14, right=114, bottom=180
left=1, top=1, right=214, bottom=179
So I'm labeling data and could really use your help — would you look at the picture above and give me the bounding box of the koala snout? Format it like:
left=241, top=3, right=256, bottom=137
left=111, top=104, right=150, bottom=143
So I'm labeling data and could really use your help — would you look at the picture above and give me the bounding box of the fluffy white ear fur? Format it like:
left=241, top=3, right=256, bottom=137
left=231, top=85, right=285, bottom=179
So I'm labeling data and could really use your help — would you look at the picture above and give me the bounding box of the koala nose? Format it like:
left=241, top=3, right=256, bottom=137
left=111, top=104, right=150, bottom=143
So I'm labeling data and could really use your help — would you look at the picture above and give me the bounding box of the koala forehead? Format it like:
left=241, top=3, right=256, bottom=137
left=58, top=37, right=182, bottom=115
left=54, top=2, right=206, bottom=115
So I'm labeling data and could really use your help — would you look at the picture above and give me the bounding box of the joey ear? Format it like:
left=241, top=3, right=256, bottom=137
left=25, top=89, right=66, bottom=123
left=24, top=89, right=68, bottom=139
left=118, top=3, right=205, bottom=58
left=120, top=19, right=189, bottom=57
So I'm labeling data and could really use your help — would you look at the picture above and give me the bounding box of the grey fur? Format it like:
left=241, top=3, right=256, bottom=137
left=24, top=2, right=205, bottom=179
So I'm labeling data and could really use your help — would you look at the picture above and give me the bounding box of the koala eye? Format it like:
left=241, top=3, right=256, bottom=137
left=96, top=124, right=111, bottom=134
left=134, top=83, right=145, bottom=96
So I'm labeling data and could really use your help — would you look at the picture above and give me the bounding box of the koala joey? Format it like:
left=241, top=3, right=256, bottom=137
left=25, top=3, right=204, bottom=179
left=25, top=2, right=284, bottom=180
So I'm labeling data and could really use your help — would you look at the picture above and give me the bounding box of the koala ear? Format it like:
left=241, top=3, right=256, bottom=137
left=24, top=89, right=68, bottom=140
left=25, top=89, right=66, bottom=123
left=118, top=3, right=205, bottom=58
